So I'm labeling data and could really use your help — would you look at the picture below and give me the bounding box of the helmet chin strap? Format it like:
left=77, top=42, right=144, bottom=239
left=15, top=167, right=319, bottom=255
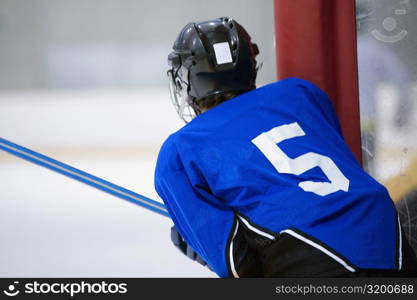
left=177, top=79, right=198, bottom=123
left=189, top=97, right=202, bottom=116
left=256, top=61, right=264, bottom=72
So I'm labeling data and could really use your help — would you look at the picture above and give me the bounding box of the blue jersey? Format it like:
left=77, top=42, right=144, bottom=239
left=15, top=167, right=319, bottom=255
left=154, top=78, right=400, bottom=277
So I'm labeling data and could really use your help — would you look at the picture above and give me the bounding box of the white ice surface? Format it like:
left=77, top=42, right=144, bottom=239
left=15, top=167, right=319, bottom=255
left=0, top=88, right=215, bottom=277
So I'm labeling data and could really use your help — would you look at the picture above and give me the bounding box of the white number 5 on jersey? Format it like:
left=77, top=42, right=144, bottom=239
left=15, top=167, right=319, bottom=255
left=252, top=122, right=349, bottom=196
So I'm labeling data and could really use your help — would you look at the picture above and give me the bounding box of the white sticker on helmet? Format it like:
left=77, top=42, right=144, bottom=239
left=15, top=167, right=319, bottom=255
left=213, top=42, right=233, bottom=65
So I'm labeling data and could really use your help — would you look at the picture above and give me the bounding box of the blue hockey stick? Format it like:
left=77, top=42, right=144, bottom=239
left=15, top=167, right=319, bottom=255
left=0, top=137, right=169, bottom=217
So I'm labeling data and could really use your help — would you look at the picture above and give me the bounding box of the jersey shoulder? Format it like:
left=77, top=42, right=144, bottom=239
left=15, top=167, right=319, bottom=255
left=155, top=133, right=183, bottom=174
left=272, top=77, right=342, bottom=136
left=257, top=77, right=316, bottom=88
left=262, top=77, right=327, bottom=97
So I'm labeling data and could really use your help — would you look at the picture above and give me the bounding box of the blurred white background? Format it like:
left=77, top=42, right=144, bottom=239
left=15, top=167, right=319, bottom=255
left=0, top=0, right=276, bottom=277
left=2, top=0, right=416, bottom=277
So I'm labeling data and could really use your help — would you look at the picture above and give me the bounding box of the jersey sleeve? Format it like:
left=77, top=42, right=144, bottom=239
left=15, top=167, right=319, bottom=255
left=154, top=136, right=236, bottom=277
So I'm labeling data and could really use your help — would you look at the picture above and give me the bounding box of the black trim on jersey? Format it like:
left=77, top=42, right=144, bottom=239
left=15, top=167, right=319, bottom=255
left=236, top=212, right=278, bottom=239
left=225, top=216, right=239, bottom=278
left=285, top=227, right=357, bottom=272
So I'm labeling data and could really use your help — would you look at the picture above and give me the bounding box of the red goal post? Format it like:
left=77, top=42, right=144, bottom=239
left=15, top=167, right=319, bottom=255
left=274, top=0, right=362, bottom=164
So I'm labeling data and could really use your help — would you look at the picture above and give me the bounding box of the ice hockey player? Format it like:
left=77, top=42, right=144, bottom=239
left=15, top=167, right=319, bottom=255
left=154, top=17, right=417, bottom=277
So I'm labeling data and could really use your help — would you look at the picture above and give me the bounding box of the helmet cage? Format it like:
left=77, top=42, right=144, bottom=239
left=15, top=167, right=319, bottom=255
left=167, top=68, right=196, bottom=123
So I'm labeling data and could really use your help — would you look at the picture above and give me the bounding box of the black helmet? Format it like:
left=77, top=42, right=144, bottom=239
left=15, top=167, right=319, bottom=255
left=167, top=17, right=259, bottom=122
